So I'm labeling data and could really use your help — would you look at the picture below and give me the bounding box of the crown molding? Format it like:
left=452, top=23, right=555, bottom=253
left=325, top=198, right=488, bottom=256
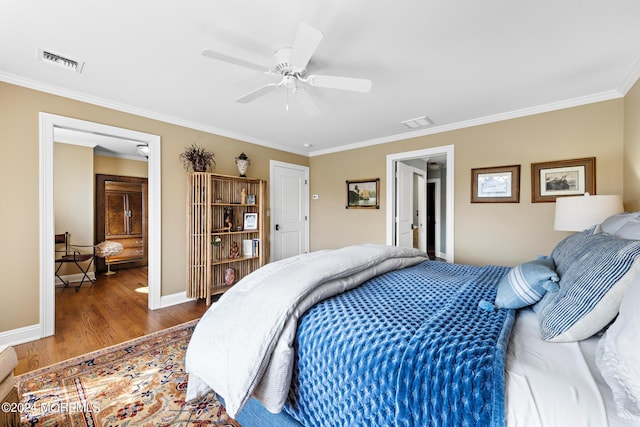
left=1, top=71, right=627, bottom=158
left=309, top=90, right=624, bottom=157
left=617, top=53, right=640, bottom=96
left=0, top=72, right=309, bottom=156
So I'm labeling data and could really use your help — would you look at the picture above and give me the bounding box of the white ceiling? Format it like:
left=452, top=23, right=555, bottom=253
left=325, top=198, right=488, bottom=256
left=2, top=0, right=640, bottom=156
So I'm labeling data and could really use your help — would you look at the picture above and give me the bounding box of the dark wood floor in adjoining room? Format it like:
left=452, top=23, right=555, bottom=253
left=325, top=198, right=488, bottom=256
left=14, top=267, right=209, bottom=375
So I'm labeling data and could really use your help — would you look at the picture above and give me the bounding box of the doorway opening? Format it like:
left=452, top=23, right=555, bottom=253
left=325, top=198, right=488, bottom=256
left=386, top=145, right=454, bottom=263
left=427, top=178, right=442, bottom=259
left=39, top=113, right=161, bottom=338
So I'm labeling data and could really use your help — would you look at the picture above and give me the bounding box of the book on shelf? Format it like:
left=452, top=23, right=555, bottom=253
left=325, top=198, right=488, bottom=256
left=242, top=238, right=261, bottom=257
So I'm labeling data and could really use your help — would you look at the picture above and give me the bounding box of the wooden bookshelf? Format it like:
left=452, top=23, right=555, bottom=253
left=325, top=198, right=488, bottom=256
left=186, top=173, right=266, bottom=305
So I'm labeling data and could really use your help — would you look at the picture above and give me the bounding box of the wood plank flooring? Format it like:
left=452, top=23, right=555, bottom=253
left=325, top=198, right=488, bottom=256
left=14, top=267, right=209, bottom=375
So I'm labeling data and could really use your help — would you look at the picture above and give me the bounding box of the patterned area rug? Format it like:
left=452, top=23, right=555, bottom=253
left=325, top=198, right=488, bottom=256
left=16, top=320, right=240, bottom=426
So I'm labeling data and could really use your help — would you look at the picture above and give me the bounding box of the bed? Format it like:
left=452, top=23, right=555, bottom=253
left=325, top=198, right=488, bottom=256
left=185, top=213, right=640, bottom=426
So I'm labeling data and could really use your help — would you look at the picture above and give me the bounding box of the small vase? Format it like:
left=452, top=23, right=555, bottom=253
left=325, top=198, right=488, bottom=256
left=224, top=268, right=235, bottom=286
left=235, top=152, right=250, bottom=177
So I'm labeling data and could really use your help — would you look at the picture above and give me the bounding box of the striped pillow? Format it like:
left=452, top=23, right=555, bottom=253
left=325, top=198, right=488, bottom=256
left=494, top=256, right=559, bottom=309
left=538, top=232, right=640, bottom=342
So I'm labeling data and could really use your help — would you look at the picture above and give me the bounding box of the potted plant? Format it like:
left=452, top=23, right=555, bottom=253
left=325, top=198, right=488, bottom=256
left=179, top=143, right=215, bottom=172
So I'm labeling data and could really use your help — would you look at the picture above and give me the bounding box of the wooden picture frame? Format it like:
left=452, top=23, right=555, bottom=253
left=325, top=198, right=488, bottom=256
left=531, top=157, right=595, bottom=203
left=243, top=212, right=258, bottom=230
left=346, top=178, right=380, bottom=209
left=471, top=165, right=520, bottom=203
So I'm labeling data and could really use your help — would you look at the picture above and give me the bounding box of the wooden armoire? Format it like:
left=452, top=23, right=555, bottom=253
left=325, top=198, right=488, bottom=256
left=96, top=174, right=148, bottom=271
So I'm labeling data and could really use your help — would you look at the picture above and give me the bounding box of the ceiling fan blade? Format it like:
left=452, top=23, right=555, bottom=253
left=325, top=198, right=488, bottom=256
left=201, top=49, right=269, bottom=73
left=289, top=22, right=323, bottom=71
left=308, top=74, right=372, bottom=93
left=235, top=83, right=278, bottom=103
left=293, top=88, right=321, bottom=116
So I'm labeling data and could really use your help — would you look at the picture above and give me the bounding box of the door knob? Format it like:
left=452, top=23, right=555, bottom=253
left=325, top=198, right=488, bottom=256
left=275, top=224, right=280, bottom=231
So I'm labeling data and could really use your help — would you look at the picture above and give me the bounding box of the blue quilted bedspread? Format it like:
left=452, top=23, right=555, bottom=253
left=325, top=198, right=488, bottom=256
left=283, top=260, right=514, bottom=427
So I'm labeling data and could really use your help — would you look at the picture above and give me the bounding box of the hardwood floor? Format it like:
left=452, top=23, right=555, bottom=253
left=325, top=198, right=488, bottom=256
left=14, top=267, right=209, bottom=375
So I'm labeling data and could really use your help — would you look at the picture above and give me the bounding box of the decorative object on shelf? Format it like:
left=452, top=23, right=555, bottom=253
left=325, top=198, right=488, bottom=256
left=212, top=236, right=222, bottom=261
left=179, top=143, right=216, bottom=172
left=241, top=188, right=247, bottom=204
left=229, top=241, right=240, bottom=259
left=243, top=212, right=258, bottom=230
left=224, top=268, right=236, bottom=286
left=531, top=157, right=595, bottom=203
left=471, top=165, right=521, bottom=203
left=246, top=194, right=256, bottom=205
left=95, top=241, right=124, bottom=275
left=215, top=207, right=234, bottom=232
left=346, top=178, right=380, bottom=209
left=235, top=152, right=250, bottom=177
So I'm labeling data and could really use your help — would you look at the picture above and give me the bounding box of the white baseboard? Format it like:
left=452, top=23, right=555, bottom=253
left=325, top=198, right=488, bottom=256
left=159, top=291, right=196, bottom=309
left=0, top=323, right=42, bottom=347
left=0, top=291, right=196, bottom=347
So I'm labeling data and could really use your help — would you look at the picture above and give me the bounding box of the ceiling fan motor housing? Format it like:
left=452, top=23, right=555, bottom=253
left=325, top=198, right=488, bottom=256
left=273, top=47, right=303, bottom=76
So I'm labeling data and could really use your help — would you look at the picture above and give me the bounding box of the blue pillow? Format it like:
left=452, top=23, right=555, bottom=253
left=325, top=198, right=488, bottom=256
left=493, top=256, right=559, bottom=309
left=538, top=232, right=640, bottom=342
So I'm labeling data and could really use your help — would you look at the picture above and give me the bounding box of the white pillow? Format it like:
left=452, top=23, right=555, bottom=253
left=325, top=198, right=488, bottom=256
left=599, top=212, right=640, bottom=235
left=596, top=278, right=640, bottom=421
left=615, top=219, right=640, bottom=240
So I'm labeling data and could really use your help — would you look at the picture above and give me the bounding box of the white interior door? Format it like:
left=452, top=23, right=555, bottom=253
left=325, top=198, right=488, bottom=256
left=396, top=162, right=415, bottom=248
left=270, top=161, right=309, bottom=261
left=386, top=145, right=455, bottom=263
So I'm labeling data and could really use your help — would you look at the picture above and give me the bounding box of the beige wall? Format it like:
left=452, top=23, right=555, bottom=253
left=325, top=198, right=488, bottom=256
left=624, top=78, right=640, bottom=211
left=0, top=81, right=308, bottom=333
left=0, top=76, right=637, bottom=335
left=94, top=155, right=148, bottom=178
left=54, top=143, right=94, bottom=276
left=310, top=99, right=625, bottom=266
left=53, top=153, right=147, bottom=277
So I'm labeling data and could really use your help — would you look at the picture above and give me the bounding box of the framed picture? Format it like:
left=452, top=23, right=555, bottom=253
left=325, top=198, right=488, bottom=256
left=346, top=178, right=380, bottom=209
left=246, top=194, right=256, bottom=205
left=531, top=157, right=595, bottom=203
left=471, top=165, right=520, bottom=203
left=243, top=212, right=258, bottom=230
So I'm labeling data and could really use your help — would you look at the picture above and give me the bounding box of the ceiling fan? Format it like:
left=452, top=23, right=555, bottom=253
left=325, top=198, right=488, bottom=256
left=201, top=22, right=373, bottom=116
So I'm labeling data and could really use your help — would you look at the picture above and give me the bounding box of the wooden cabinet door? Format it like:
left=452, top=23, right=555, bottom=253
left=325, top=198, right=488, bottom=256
left=127, top=191, right=144, bottom=235
left=105, top=192, right=128, bottom=236
left=96, top=174, right=148, bottom=272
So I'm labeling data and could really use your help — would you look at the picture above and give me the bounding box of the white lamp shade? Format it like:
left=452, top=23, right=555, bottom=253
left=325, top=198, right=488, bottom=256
left=554, top=194, right=623, bottom=231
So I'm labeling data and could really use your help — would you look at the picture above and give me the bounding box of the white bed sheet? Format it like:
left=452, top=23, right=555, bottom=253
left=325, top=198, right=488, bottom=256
left=505, top=308, right=636, bottom=427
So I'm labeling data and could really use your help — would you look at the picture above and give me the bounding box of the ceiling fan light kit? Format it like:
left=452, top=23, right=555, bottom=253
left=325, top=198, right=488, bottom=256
left=202, top=22, right=372, bottom=116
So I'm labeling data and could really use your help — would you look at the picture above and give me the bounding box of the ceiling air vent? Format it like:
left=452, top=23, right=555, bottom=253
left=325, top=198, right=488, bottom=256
left=401, top=115, right=433, bottom=129
left=38, top=49, right=84, bottom=73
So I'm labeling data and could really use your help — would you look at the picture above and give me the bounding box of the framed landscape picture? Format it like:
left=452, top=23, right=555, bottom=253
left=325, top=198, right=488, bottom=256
left=346, top=178, right=380, bottom=209
left=531, top=157, right=595, bottom=203
left=471, top=165, right=520, bottom=203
